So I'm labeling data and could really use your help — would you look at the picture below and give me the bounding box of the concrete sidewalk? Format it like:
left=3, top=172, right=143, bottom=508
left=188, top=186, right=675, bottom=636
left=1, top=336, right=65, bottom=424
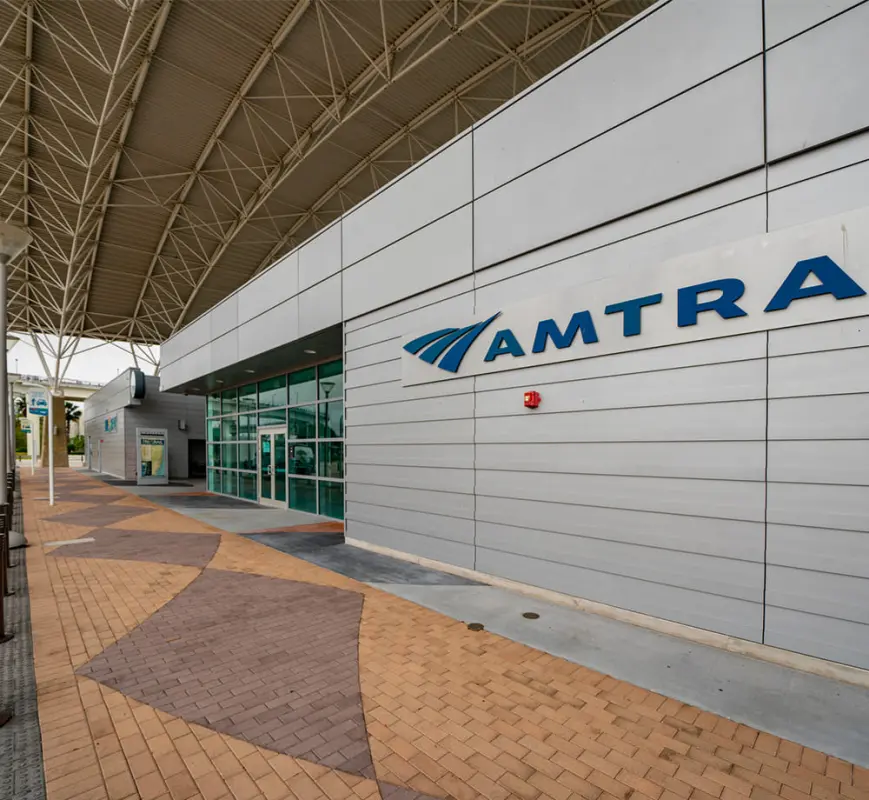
left=20, top=470, right=869, bottom=800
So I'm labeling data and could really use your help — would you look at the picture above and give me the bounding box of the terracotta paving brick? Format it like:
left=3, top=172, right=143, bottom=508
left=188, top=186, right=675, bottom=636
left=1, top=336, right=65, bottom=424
left=49, top=527, right=221, bottom=568
left=22, top=470, right=867, bottom=800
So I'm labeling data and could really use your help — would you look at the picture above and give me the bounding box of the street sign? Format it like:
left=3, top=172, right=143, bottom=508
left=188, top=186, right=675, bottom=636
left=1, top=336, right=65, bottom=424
left=27, top=389, right=48, bottom=417
left=19, top=420, right=31, bottom=433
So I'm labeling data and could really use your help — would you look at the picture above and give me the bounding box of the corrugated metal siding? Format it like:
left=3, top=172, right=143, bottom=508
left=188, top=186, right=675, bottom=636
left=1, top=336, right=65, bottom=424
left=85, top=372, right=205, bottom=481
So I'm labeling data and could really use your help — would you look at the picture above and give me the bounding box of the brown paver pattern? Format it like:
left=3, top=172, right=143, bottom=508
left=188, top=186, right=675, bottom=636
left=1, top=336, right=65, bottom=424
left=77, top=569, right=372, bottom=775
left=22, top=470, right=869, bottom=800
left=49, top=527, right=222, bottom=568
left=46, top=502, right=153, bottom=528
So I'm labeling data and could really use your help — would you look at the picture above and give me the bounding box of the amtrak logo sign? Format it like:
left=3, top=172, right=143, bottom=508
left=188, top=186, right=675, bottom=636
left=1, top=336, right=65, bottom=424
left=401, top=207, right=869, bottom=386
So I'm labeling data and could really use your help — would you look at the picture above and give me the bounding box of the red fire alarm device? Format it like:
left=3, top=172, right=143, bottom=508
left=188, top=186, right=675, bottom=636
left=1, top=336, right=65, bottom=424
left=524, top=390, right=541, bottom=409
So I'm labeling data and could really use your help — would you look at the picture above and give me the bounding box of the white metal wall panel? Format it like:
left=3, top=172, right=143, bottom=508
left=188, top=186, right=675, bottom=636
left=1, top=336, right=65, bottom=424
left=473, top=58, right=765, bottom=269
left=346, top=483, right=474, bottom=520
left=766, top=3, right=869, bottom=160
left=475, top=359, right=766, bottom=416
left=768, top=394, right=869, bottom=440
left=475, top=441, right=765, bottom=482
left=769, top=315, right=869, bottom=357
left=209, top=331, right=239, bottom=374
left=345, top=287, right=477, bottom=571
left=475, top=401, right=766, bottom=444
left=475, top=185, right=766, bottom=307
left=298, top=222, right=341, bottom=291
left=209, top=294, right=238, bottom=340
left=475, top=544, right=763, bottom=642
left=347, top=464, right=471, bottom=495
left=347, top=444, right=474, bottom=470
left=475, top=471, right=764, bottom=523
left=236, top=296, right=299, bottom=361
left=237, top=250, right=298, bottom=322
left=162, top=313, right=211, bottom=371
left=348, top=520, right=474, bottom=570
left=473, top=0, right=762, bottom=196
left=341, top=135, right=472, bottom=268
left=765, top=320, right=869, bottom=667
left=767, top=159, right=869, bottom=231
left=343, top=208, right=473, bottom=320
left=297, top=274, right=341, bottom=339
left=768, top=130, right=869, bottom=191
left=347, top=502, right=475, bottom=545
left=764, top=607, right=869, bottom=672
left=764, top=0, right=861, bottom=47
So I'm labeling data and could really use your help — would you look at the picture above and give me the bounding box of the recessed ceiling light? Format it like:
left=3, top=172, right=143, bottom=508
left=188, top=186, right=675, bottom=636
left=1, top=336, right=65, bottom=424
left=304, top=349, right=316, bottom=354
left=216, top=380, right=224, bottom=384
left=244, top=369, right=255, bottom=374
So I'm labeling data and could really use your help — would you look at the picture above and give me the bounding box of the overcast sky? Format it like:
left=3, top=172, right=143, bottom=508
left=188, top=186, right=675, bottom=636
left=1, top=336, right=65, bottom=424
left=10, top=336, right=160, bottom=386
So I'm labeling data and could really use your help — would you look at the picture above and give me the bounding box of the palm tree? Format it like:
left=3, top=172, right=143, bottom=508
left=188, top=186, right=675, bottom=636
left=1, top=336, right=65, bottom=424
left=14, top=396, right=25, bottom=418
left=65, top=401, right=82, bottom=436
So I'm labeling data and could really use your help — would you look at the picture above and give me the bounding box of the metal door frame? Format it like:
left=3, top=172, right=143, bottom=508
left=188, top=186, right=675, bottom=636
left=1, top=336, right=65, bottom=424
left=256, top=426, right=287, bottom=508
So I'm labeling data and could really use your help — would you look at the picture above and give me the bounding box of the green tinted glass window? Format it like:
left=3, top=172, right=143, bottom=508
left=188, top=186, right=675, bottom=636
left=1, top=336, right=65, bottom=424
left=221, top=416, right=238, bottom=441
left=289, top=367, right=316, bottom=405
left=208, top=469, right=222, bottom=493
left=207, top=419, right=221, bottom=442
left=238, top=443, right=257, bottom=471
left=221, top=443, right=238, bottom=469
left=207, top=395, right=221, bottom=417
left=258, top=408, right=286, bottom=427
left=318, top=442, right=343, bottom=479
left=238, top=414, right=256, bottom=441
left=319, top=401, right=343, bottom=438
left=288, top=406, right=316, bottom=440
left=288, top=442, right=316, bottom=476
left=207, top=444, right=221, bottom=468
left=238, top=383, right=257, bottom=412
left=223, top=470, right=238, bottom=497
left=318, top=481, right=344, bottom=520
left=221, top=387, right=238, bottom=415
left=258, top=375, right=287, bottom=409
left=289, top=478, right=317, bottom=514
left=240, top=473, right=257, bottom=501
left=318, top=360, right=343, bottom=401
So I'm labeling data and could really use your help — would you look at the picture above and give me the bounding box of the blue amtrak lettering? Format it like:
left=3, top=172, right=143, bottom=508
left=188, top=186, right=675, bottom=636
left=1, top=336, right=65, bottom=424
left=404, top=256, right=866, bottom=374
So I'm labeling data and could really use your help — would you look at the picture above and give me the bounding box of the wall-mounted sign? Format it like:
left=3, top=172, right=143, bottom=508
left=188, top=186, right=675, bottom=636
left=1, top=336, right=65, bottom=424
left=402, top=206, right=869, bottom=385
left=19, top=419, right=31, bottom=433
left=136, top=428, right=168, bottom=486
left=27, top=389, right=48, bottom=417
left=104, top=415, right=118, bottom=433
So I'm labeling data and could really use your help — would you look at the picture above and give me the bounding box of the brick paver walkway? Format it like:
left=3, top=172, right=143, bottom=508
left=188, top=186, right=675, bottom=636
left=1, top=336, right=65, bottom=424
left=22, top=470, right=868, bottom=800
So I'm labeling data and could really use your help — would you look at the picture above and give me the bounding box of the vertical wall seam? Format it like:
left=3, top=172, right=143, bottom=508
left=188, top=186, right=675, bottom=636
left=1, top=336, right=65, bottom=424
left=471, top=125, right=478, bottom=571
left=762, top=0, right=770, bottom=233
left=762, top=328, right=770, bottom=643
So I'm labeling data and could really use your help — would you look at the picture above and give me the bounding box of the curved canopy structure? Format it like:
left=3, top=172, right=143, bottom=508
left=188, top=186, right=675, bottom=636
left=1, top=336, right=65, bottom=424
left=0, top=0, right=651, bottom=346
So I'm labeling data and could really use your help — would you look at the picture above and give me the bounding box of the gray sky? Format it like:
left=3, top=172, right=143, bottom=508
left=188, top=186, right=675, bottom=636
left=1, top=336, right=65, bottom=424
left=10, top=336, right=160, bottom=386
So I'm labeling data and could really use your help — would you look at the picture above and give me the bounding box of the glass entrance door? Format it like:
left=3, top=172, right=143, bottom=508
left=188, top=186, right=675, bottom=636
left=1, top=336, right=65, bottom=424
left=257, top=427, right=287, bottom=507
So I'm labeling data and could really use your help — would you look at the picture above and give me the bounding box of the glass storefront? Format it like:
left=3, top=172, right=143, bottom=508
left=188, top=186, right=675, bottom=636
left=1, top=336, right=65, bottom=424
left=206, top=359, right=344, bottom=519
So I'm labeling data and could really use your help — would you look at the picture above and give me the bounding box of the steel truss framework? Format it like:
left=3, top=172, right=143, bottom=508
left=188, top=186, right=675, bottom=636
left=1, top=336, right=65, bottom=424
left=1, top=0, right=652, bottom=356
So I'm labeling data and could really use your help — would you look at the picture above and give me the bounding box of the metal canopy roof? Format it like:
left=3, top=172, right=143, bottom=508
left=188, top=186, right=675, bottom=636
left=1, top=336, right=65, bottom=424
left=1, top=0, right=651, bottom=347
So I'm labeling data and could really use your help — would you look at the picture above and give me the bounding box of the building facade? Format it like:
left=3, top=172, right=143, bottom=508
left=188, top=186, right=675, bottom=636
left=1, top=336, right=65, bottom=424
left=84, top=369, right=206, bottom=481
left=161, top=0, right=869, bottom=671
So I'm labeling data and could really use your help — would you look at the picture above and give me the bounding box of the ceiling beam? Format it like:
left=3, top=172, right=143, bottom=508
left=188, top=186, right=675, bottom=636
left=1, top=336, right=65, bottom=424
left=126, top=0, right=314, bottom=341
left=251, top=0, right=612, bottom=275
left=164, top=0, right=514, bottom=335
